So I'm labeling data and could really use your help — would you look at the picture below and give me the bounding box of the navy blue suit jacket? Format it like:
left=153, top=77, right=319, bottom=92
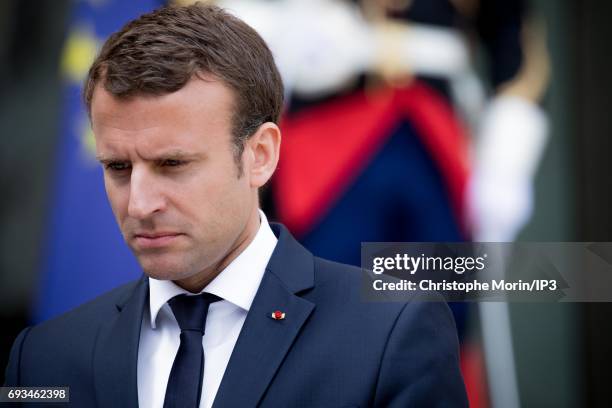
left=5, top=224, right=467, bottom=407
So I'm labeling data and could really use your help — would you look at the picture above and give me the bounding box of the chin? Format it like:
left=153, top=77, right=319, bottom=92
left=137, top=256, right=196, bottom=282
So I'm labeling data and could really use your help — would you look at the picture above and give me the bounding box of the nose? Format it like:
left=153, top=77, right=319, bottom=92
left=127, top=166, right=166, bottom=219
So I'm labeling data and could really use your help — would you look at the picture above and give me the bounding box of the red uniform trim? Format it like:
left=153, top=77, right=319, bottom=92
left=275, top=81, right=470, bottom=237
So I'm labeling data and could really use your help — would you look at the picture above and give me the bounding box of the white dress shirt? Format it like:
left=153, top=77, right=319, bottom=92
left=137, top=210, right=277, bottom=408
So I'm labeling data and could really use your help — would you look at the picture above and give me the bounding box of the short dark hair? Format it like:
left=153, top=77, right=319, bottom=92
left=84, top=2, right=284, bottom=165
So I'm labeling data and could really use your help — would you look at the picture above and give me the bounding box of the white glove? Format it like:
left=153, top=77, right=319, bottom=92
left=468, top=95, right=549, bottom=242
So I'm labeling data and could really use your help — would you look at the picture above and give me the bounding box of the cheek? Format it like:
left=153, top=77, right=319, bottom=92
left=104, top=178, right=129, bottom=218
left=181, top=174, right=250, bottom=222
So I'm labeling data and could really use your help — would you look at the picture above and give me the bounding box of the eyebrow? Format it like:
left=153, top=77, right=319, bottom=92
left=96, top=150, right=204, bottom=164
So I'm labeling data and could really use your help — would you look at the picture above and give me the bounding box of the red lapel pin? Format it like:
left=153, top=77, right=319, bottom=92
left=271, top=310, right=286, bottom=320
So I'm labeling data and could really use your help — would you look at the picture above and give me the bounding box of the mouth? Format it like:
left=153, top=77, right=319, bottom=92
left=132, top=232, right=184, bottom=249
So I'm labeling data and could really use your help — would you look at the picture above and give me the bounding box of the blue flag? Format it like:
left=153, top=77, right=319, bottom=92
left=34, top=0, right=164, bottom=323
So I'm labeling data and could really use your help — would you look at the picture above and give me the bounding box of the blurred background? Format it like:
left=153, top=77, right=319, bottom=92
left=0, top=0, right=610, bottom=406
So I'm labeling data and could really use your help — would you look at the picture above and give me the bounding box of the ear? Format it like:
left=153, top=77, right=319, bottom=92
left=244, top=122, right=281, bottom=188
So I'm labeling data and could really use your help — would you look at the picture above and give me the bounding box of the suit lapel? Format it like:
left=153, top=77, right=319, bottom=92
left=92, top=276, right=148, bottom=408
left=213, top=224, right=316, bottom=407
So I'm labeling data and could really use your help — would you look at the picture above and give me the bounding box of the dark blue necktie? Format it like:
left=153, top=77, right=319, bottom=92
left=163, top=292, right=221, bottom=408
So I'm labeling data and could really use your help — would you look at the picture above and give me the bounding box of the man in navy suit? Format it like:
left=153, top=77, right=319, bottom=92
left=5, top=4, right=467, bottom=407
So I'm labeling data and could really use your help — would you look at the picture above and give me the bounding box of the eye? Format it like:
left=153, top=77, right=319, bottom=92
left=104, top=161, right=131, bottom=172
left=160, top=159, right=186, bottom=167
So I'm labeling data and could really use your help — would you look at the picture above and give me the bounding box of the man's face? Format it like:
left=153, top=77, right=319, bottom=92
left=91, top=77, right=260, bottom=289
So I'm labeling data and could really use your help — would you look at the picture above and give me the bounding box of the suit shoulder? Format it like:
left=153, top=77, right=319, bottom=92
left=30, top=278, right=145, bottom=334
left=312, top=256, right=380, bottom=297
left=313, top=256, right=363, bottom=280
left=311, top=256, right=455, bottom=321
left=310, top=257, right=406, bottom=313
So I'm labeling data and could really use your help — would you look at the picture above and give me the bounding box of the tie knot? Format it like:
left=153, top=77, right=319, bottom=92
left=168, top=293, right=221, bottom=333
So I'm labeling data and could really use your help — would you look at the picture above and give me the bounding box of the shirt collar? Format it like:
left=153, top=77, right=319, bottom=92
left=148, top=210, right=277, bottom=329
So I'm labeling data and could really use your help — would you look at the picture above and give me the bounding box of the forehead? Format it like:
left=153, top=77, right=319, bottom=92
left=91, top=75, right=235, bottom=135
left=91, top=77, right=238, bottom=161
